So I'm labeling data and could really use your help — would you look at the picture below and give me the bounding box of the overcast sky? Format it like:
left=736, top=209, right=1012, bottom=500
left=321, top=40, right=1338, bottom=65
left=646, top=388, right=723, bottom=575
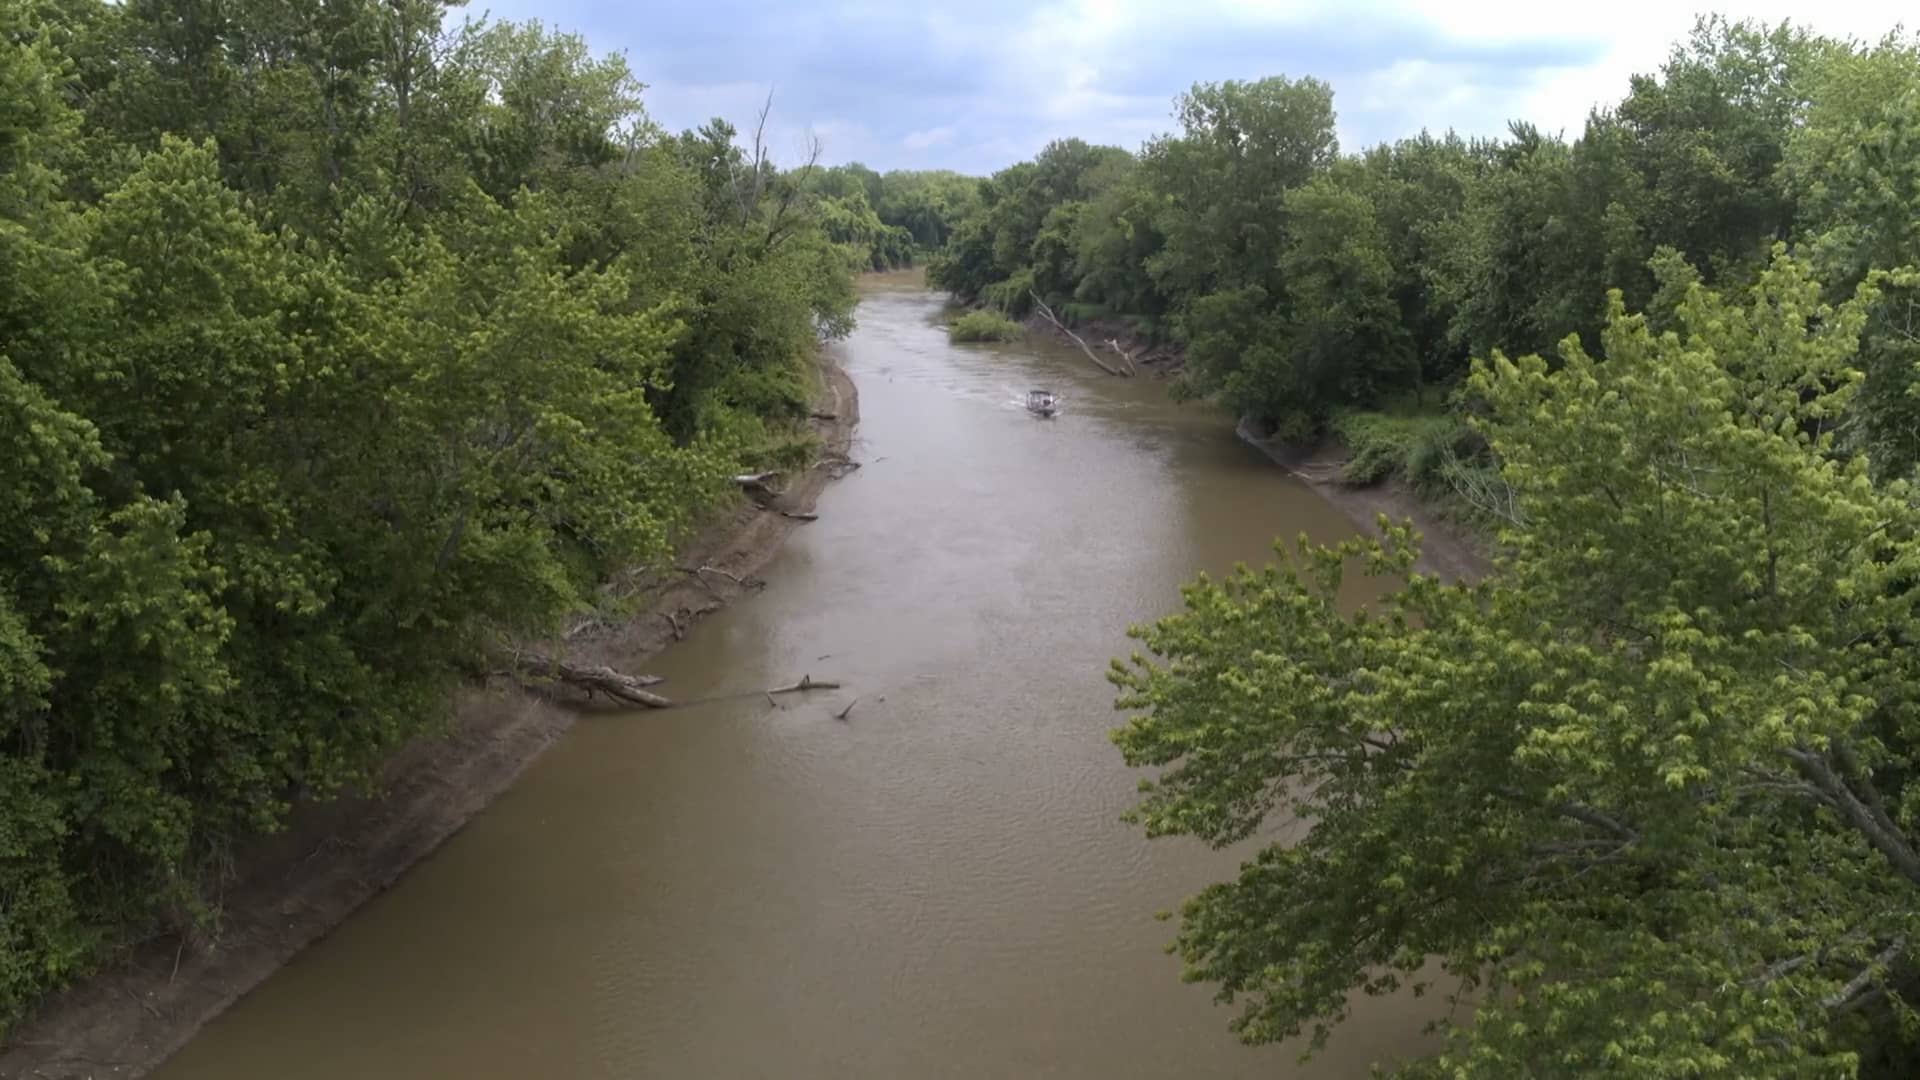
left=473, top=1, right=1910, bottom=175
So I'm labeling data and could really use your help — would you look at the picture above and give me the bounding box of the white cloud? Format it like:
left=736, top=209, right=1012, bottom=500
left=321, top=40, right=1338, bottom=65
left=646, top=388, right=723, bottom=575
left=990, top=0, right=1916, bottom=163
left=903, top=126, right=957, bottom=149
left=1406, top=0, right=1911, bottom=139
left=480, top=0, right=1917, bottom=171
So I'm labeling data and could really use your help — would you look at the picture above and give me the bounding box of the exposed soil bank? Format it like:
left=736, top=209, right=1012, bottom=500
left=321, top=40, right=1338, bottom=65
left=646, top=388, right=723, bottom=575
left=1237, top=418, right=1492, bottom=583
left=0, top=358, right=859, bottom=1080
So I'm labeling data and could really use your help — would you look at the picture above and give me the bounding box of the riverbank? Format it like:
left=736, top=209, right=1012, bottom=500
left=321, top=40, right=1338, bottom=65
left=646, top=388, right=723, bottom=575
left=1237, top=420, right=1492, bottom=583
left=0, top=357, right=859, bottom=1080
left=1016, top=306, right=1490, bottom=582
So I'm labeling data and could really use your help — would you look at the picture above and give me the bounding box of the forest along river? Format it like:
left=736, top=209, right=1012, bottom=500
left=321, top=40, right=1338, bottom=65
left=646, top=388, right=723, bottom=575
left=154, top=274, right=1434, bottom=1078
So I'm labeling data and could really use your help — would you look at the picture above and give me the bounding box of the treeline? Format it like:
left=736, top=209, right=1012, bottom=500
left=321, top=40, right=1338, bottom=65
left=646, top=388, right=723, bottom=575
left=0, top=0, right=855, bottom=1024
left=930, top=18, right=1920, bottom=468
left=809, top=163, right=981, bottom=271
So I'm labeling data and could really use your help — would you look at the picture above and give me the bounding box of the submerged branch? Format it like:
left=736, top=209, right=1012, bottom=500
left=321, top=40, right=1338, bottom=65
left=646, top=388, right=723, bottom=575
left=770, top=674, right=842, bottom=694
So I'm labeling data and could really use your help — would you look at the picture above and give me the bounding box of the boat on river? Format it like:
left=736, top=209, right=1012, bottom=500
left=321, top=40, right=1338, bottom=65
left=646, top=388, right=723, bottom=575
left=1026, top=389, right=1059, bottom=418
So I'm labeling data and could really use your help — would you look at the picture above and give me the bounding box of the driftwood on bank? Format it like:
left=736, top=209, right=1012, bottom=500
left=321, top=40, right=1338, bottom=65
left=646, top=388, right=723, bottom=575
left=1104, top=338, right=1140, bottom=376
left=814, top=451, right=862, bottom=479
left=769, top=674, right=841, bottom=694
left=733, top=471, right=782, bottom=497
left=507, top=651, right=672, bottom=708
left=1030, top=292, right=1128, bottom=377
left=678, top=564, right=764, bottom=593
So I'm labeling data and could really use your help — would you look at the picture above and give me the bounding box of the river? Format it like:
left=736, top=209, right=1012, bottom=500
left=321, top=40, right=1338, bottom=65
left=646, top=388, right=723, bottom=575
left=153, top=274, right=1433, bottom=1078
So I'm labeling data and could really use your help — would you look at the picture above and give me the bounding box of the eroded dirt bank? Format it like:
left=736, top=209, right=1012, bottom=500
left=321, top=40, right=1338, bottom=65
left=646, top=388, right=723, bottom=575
left=1237, top=419, right=1492, bottom=583
left=0, top=358, right=858, bottom=1080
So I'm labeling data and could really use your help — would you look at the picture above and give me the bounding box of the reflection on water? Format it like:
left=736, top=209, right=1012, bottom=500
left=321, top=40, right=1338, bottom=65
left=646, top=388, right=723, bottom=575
left=155, top=275, right=1433, bottom=1079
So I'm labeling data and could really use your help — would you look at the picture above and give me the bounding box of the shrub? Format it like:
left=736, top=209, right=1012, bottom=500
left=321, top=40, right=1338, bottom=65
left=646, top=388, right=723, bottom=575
left=949, top=310, right=1025, bottom=343
left=1330, top=408, right=1476, bottom=491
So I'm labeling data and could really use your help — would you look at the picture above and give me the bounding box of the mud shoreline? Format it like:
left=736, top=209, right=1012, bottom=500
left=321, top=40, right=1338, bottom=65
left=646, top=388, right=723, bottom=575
left=0, top=357, right=860, bottom=1080
left=1236, top=418, right=1493, bottom=583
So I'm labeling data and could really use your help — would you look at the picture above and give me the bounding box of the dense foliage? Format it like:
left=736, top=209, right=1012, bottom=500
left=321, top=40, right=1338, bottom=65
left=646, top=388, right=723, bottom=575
left=931, top=20, right=1920, bottom=458
left=1117, top=256, right=1920, bottom=1077
left=1087, top=16, right=1920, bottom=1077
left=807, top=162, right=980, bottom=271
left=0, top=0, right=857, bottom=1025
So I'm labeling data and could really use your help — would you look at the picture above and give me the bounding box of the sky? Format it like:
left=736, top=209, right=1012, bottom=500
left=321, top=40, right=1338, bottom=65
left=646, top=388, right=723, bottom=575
left=473, top=1, right=1910, bottom=175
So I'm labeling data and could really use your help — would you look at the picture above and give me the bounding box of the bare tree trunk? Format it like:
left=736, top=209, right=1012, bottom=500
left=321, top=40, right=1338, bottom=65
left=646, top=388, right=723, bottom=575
left=505, top=651, right=672, bottom=708
left=1031, top=293, right=1128, bottom=377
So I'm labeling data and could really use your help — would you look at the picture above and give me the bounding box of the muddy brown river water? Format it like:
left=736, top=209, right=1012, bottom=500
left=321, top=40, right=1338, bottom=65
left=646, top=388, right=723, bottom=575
left=153, top=276, right=1436, bottom=1078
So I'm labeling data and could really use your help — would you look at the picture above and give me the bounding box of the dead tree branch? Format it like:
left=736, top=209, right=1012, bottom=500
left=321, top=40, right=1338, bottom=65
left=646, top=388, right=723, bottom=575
left=564, top=614, right=619, bottom=641
left=734, top=471, right=782, bottom=496
left=1031, top=292, right=1127, bottom=376
left=1550, top=801, right=1640, bottom=843
left=765, top=124, right=823, bottom=252
left=506, top=651, right=671, bottom=708
left=1788, top=744, right=1920, bottom=887
left=1825, top=936, right=1906, bottom=1013
left=678, top=564, right=762, bottom=592
left=813, top=453, right=861, bottom=479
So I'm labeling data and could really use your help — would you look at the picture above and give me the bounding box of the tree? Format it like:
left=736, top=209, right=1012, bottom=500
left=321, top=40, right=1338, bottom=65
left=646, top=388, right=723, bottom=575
left=1357, top=133, right=1487, bottom=389
left=926, top=139, right=1128, bottom=315
left=875, top=168, right=978, bottom=250
left=1143, top=76, right=1338, bottom=307
left=1424, top=123, right=1616, bottom=363
left=1113, top=254, right=1920, bottom=1075
left=1781, top=34, right=1920, bottom=478
left=1140, top=76, right=1340, bottom=410
left=0, top=0, right=860, bottom=1030
left=1070, top=153, right=1167, bottom=322
left=1614, top=18, right=1811, bottom=281
left=1276, top=170, right=1415, bottom=410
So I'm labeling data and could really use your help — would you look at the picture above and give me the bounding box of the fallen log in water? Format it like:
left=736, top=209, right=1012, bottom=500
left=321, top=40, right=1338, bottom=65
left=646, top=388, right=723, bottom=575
left=507, top=651, right=672, bottom=708
left=1031, top=292, right=1128, bottom=377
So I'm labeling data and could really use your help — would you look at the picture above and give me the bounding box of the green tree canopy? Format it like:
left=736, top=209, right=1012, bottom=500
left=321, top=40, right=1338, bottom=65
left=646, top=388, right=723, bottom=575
left=0, top=0, right=858, bottom=1029
left=1113, top=255, right=1920, bottom=1075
